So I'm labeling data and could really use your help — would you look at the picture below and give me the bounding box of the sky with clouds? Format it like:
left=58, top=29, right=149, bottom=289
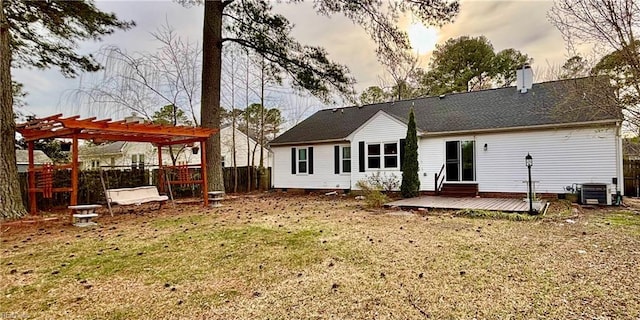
left=13, top=0, right=575, bottom=122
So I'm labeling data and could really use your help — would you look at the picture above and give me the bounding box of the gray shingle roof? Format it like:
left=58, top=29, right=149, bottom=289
left=624, top=139, right=640, bottom=160
left=80, top=141, right=126, bottom=155
left=15, top=150, right=53, bottom=164
left=271, top=77, right=620, bottom=146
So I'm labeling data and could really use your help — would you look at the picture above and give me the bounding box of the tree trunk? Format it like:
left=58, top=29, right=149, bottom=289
left=232, top=119, right=238, bottom=193
left=230, top=53, right=237, bottom=193
left=0, top=0, right=27, bottom=219
left=245, top=51, right=251, bottom=192
left=259, top=58, right=265, bottom=169
left=201, top=1, right=224, bottom=192
left=259, top=59, right=265, bottom=190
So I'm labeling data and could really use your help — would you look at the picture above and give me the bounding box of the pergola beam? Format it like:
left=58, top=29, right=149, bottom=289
left=21, top=128, right=75, bottom=142
left=76, top=132, right=172, bottom=144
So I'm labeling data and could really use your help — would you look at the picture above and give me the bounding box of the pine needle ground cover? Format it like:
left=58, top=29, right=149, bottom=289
left=1, top=195, right=639, bottom=319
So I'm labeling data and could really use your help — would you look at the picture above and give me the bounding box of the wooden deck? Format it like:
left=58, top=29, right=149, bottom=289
left=386, top=196, right=540, bottom=212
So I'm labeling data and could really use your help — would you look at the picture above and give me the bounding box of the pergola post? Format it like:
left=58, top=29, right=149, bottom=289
left=157, top=144, right=164, bottom=193
left=28, top=141, right=36, bottom=214
left=200, top=140, right=208, bottom=207
left=71, top=134, right=79, bottom=207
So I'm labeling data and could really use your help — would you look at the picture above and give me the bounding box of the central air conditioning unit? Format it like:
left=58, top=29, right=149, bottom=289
left=580, top=183, right=612, bottom=205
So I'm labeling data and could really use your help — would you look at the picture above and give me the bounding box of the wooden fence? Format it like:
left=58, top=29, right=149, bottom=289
left=18, top=166, right=271, bottom=210
left=223, top=166, right=271, bottom=193
left=18, top=169, right=150, bottom=210
left=624, top=159, right=640, bottom=197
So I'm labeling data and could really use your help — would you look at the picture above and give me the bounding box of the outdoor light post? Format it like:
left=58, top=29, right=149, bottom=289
left=525, top=153, right=534, bottom=214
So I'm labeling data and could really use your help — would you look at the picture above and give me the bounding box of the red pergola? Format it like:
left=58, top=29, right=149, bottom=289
left=16, top=114, right=218, bottom=214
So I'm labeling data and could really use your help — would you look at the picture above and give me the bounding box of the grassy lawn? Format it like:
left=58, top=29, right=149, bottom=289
left=2, top=194, right=640, bottom=319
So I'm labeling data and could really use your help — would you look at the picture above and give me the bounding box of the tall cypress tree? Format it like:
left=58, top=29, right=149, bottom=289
left=401, top=108, right=420, bottom=198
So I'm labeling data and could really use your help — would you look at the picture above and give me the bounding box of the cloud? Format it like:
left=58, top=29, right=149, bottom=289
left=14, top=0, right=580, bottom=119
left=438, top=1, right=568, bottom=65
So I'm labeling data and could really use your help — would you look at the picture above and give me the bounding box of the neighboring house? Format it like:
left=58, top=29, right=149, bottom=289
left=623, top=138, right=640, bottom=160
left=79, top=141, right=169, bottom=170
left=79, top=126, right=272, bottom=169
left=15, top=150, right=53, bottom=173
left=220, top=125, right=273, bottom=168
left=622, top=138, right=640, bottom=196
left=79, top=141, right=203, bottom=169
left=270, top=68, right=624, bottom=197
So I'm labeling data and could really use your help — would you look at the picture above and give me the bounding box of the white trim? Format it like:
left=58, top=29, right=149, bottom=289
left=270, top=138, right=348, bottom=147
left=421, top=119, right=618, bottom=137
left=616, top=124, right=624, bottom=195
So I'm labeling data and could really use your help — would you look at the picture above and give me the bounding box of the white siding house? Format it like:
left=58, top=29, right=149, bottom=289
left=220, top=125, right=273, bottom=168
left=80, top=126, right=272, bottom=169
left=270, top=72, right=623, bottom=198
left=79, top=141, right=157, bottom=170
left=273, top=144, right=351, bottom=189
left=348, top=111, right=409, bottom=187
left=416, top=126, right=621, bottom=195
left=15, top=150, right=53, bottom=173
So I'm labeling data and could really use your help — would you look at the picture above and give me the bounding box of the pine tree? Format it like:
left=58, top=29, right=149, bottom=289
left=1, top=1, right=133, bottom=219
left=401, top=108, right=420, bottom=198
left=198, top=0, right=458, bottom=192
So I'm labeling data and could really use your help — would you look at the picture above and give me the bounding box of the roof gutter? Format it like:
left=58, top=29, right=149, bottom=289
left=419, top=119, right=620, bottom=137
left=78, top=151, right=123, bottom=157
left=270, top=138, right=349, bottom=147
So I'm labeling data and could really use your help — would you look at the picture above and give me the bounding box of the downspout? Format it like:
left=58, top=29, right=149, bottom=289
left=615, top=122, right=624, bottom=196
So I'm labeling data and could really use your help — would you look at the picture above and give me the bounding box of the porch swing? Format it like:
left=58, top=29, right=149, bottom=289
left=98, top=165, right=171, bottom=216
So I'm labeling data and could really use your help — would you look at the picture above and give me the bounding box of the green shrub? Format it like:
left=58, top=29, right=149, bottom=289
left=355, top=179, right=390, bottom=208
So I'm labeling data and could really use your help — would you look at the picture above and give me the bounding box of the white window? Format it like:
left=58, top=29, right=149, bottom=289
left=131, top=154, right=145, bottom=169
left=367, top=144, right=381, bottom=168
left=383, top=143, right=398, bottom=168
left=342, top=146, right=351, bottom=173
left=293, top=147, right=313, bottom=175
left=298, top=148, right=308, bottom=173
left=368, top=142, right=398, bottom=169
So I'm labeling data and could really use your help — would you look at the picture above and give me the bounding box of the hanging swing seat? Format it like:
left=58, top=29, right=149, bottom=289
left=106, top=186, right=168, bottom=206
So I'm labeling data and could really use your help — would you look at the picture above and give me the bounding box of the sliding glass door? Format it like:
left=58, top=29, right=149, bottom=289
left=445, top=140, right=475, bottom=182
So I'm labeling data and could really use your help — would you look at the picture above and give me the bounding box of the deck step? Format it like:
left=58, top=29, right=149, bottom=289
left=439, top=183, right=478, bottom=197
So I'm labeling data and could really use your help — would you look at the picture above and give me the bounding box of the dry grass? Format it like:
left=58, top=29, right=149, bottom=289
left=1, top=194, right=640, bottom=319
